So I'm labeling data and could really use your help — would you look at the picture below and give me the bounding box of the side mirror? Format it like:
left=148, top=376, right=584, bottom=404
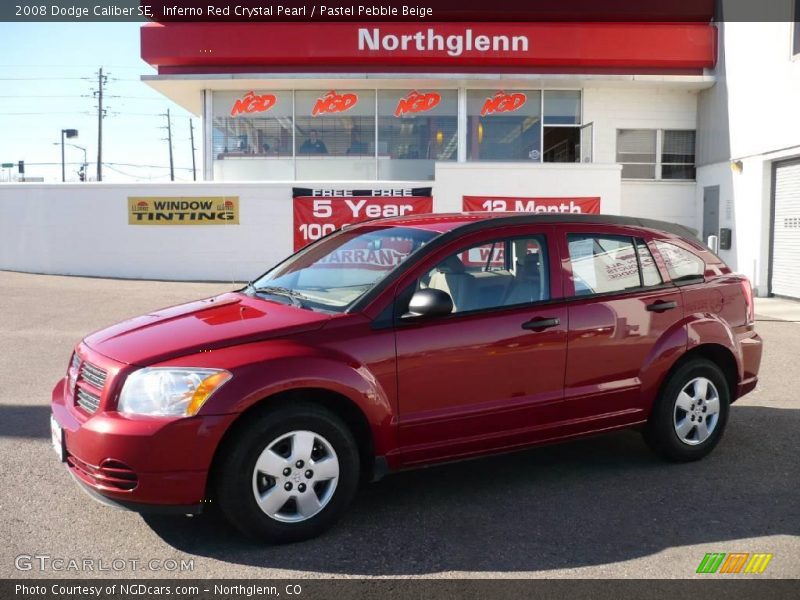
left=402, top=288, right=453, bottom=319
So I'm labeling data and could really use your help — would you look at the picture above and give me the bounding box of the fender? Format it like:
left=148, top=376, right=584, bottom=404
left=638, top=312, right=741, bottom=415
left=155, top=337, right=397, bottom=458
left=637, top=318, right=688, bottom=413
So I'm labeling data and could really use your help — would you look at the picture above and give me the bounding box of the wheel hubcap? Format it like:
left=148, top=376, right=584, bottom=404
left=673, top=377, right=720, bottom=446
left=251, top=430, right=339, bottom=523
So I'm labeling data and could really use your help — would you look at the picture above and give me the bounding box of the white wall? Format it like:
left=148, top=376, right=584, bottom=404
left=695, top=20, right=800, bottom=295
left=0, top=181, right=400, bottom=282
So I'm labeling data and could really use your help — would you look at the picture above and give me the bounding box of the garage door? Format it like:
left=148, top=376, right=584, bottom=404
left=772, top=160, right=800, bottom=298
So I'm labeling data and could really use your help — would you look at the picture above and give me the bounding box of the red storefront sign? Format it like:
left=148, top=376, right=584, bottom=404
left=395, top=90, right=442, bottom=117
left=142, top=22, right=716, bottom=73
left=230, top=91, right=277, bottom=116
left=293, top=189, right=433, bottom=250
left=463, top=196, right=601, bottom=214
left=480, top=91, right=527, bottom=116
left=311, top=91, right=359, bottom=116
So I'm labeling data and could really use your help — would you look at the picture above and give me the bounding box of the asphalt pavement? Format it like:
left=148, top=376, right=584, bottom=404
left=0, top=270, right=797, bottom=579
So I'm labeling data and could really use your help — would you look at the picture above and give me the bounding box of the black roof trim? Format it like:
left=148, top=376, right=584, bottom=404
left=440, top=213, right=699, bottom=240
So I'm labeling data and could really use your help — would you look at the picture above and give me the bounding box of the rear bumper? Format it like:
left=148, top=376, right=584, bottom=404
left=735, top=329, right=763, bottom=401
left=51, top=377, right=236, bottom=508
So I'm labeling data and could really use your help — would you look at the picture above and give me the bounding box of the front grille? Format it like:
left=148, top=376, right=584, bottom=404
left=79, top=362, right=107, bottom=390
left=67, top=455, right=138, bottom=491
left=76, top=388, right=100, bottom=413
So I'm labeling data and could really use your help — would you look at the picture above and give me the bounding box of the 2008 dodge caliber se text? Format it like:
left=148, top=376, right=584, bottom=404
left=51, top=213, right=762, bottom=543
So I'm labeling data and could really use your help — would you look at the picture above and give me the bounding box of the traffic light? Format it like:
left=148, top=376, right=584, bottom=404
left=18, top=161, right=24, bottom=174
left=78, top=166, right=85, bottom=182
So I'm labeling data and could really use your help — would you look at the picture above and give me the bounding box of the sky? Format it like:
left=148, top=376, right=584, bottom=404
left=0, top=22, right=198, bottom=182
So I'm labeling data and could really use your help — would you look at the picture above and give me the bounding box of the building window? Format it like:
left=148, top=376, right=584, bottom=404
left=467, top=90, right=542, bottom=161
left=212, top=90, right=295, bottom=180
left=212, top=90, right=293, bottom=157
left=661, top=130, right=696, bottom=179
left=294, top=90, right=376, bottom=180
left=616, top=129, right=696, bottom=180
left=543, top=90, right=582, bottom=163
left=377, top=90, right=457, bottom=180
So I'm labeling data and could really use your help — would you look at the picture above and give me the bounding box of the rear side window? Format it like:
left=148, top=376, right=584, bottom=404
left=654, top=241, right=705, bottom=283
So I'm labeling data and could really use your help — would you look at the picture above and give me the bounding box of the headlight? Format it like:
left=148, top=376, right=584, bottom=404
left=118, top=368, right=232, bottom=417
left=67, top=352, right=81, bottom=389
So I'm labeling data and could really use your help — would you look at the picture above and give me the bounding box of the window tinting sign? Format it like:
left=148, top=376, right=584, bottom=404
left=128, top=197, right=239, bottom=225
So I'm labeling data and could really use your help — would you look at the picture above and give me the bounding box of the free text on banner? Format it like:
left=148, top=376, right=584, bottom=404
left=292, top=188, right=433, bottom=250
left=463, top=196, right=601, bottom=214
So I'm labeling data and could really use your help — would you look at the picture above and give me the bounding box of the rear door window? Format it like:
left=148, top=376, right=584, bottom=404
left=567, top=234, right=641, bottom=296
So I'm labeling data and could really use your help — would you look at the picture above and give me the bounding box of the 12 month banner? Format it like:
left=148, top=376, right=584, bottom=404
left=292, top=187, right=432, bottom=250
left=463, top=195, right=601, bottom=214
left=128, top=196, right=240, bottom=225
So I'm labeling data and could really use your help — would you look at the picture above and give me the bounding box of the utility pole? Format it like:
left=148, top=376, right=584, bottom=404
left=189, top=118, right=197, bottom=181
left=163, top=109, right=175, bottom=181
left=93, top=67, right=108, bottom=182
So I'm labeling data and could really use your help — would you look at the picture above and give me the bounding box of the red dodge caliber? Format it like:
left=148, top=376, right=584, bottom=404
left=51, top=213, right=762, bottom=542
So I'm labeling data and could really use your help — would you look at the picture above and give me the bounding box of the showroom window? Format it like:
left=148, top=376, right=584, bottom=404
left=295, top=90, right=376, bottom=180
left=212, top=90, right=294, bottom=179
left=467, top=90, right=542, bottom=161
left=377, top=90, right=457, bottom=180
left=616, top=129, right=696, bottom=180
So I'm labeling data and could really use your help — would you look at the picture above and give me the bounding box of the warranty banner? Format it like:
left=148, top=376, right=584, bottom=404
left=292, top=188, right=432, bottom=250
left=463, top=195, right=601, bottom=214
left=128, top=197, right=239, bottom=225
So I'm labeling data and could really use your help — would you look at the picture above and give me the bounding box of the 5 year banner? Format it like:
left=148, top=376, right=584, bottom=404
left=292, top=188, right=433, bottom=250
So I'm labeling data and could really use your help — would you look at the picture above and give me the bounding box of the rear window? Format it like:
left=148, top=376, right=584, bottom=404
left=654, top=241, right=705, bottom=283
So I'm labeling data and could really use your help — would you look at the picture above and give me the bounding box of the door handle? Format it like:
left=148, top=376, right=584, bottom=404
left=521, top=317, right=560, bottom=331
left=646, top=300, right=678, bottom=313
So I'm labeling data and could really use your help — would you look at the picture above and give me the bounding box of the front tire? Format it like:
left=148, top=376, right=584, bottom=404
left=643, top=358, right=730, bottom=462
left=214, top=403, right=360, bottom=543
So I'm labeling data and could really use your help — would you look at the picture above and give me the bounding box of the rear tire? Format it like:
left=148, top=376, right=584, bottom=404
left=643, top=358, right=730, bottom=462
left=214, top=402, right=360, bottom=543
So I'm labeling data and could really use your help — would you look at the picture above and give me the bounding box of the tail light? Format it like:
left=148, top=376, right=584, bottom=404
left=740, top=278, right=754, bottom=325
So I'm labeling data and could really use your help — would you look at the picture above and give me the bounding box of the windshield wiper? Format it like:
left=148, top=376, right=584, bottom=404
left=250, top=285, right=309, bottom=308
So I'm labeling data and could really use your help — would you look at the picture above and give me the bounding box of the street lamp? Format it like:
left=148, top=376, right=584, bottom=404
left=53, top=141, right=87, bottom=182
left=60, top=128, right=78, bottom=182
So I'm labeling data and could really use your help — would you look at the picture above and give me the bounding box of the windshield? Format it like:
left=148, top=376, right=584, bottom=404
left=248, top=226, right=437, bottom=312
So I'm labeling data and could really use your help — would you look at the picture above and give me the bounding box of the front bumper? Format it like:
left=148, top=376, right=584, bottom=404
left=51, top=373, right=236, bottom=509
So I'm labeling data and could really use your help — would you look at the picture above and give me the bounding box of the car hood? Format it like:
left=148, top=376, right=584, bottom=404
left=83, top=292, right=332, bottom=365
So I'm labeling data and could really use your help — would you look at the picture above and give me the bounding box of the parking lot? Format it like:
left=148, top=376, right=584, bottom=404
left=1, top=269, right=797, bottom=579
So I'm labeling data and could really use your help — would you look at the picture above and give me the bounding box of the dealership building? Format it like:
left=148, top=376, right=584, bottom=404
left=1, top=6, right=798, bottom=297
left=135, top=7, right=800, bottom=298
